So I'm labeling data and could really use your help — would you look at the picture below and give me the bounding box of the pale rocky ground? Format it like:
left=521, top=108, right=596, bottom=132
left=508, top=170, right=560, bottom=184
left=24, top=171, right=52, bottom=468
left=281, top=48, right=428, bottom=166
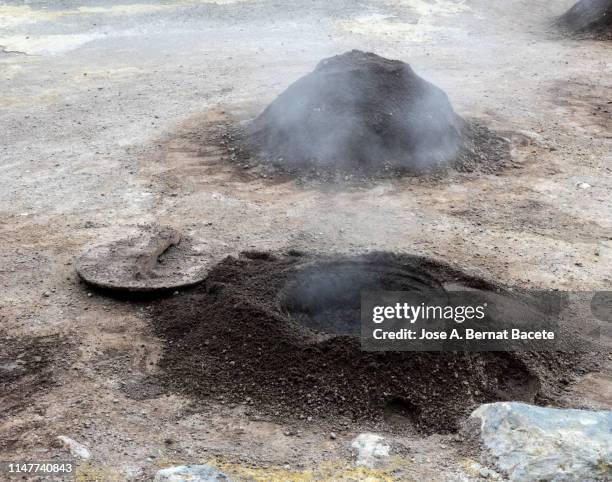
left=0, top=0, right=610, bottom=480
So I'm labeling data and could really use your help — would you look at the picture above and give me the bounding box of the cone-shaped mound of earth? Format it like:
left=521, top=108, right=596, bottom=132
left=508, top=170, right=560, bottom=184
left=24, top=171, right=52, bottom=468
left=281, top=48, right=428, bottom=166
left=243, top=50, right=501, bottom=175
left=558, top=0, right=612, bottom=39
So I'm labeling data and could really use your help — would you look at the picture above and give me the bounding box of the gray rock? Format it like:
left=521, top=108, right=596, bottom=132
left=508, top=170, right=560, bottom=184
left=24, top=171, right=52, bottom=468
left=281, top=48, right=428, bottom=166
left=153, top=465, right=230, bottom=482
left=57, top=436, right=91, bottom=460
left=351, top=433, right=390, bottom=468
left=468, top=402, right=611, bottom=481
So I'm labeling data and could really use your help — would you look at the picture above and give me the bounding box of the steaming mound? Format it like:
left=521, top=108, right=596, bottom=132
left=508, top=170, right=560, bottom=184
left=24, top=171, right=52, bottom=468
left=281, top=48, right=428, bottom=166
left=558, top=0, right=612, bottom=39
left=240, top=50, right=509, bottom=177
left=148, top=251, right=593, bottom=434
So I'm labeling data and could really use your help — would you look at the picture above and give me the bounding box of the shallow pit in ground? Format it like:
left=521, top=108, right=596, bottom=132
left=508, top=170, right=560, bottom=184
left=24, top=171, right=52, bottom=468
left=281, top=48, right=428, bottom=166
left=222, top=50, right=511, bottom=180
left=279, top=258, right=444, bottom=335
left=148, top=251, right=594, bottom=433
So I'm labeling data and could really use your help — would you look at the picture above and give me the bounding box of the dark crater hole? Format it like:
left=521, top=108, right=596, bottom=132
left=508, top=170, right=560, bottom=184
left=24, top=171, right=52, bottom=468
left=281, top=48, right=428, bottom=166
left=280, top=260, right=443, bottom=335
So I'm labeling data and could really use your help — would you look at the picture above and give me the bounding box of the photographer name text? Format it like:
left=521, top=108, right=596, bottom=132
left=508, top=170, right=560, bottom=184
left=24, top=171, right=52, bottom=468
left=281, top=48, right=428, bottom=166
left=371, top=327, right=555, bottom=340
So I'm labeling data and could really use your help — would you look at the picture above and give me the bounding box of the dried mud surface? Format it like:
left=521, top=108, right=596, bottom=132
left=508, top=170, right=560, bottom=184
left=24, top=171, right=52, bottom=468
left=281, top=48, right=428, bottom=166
left=147, top=251, right=596, bottom=434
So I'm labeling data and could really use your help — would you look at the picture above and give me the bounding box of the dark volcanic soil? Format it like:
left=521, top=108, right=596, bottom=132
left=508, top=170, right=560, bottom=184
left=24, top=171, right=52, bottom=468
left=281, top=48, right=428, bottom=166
left=558, top=0, right=612, bottom=39
left=147, top=251, right=593, bottom=434
left=0, top=334, right=68, bottom=435
left=231, top=50, right=510, bottom=179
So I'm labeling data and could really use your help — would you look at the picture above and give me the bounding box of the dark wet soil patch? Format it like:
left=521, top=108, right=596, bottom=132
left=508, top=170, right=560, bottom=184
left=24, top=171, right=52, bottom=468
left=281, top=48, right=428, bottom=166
left=221, top=50, right=511, bottom=181
left=0, top=334, right=68, bottom=422
left=558, top=0, right=612, bottom=40
left=148, top=251, right=593, bottom=433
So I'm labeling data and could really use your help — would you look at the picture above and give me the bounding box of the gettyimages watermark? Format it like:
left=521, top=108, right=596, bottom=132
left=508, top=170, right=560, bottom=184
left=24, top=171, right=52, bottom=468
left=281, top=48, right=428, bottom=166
left=361, top=291, right=612, bottom=352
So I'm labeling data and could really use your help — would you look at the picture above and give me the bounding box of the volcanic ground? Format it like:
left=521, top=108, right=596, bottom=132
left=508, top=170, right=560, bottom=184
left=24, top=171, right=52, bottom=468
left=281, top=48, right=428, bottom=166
left=2, top=0, right=611, bottom=478
left=0, top=334, right=69, bottom=445
left=147, top=251, right=596, bottom=434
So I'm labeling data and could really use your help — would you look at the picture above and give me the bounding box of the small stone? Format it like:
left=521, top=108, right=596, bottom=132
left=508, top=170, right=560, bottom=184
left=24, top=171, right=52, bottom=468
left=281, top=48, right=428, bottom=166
left=57, top=436, right=91, bottom=460
left=351, top=433, right=390, bottom=468
left=330, top=432, right=337, bottom=440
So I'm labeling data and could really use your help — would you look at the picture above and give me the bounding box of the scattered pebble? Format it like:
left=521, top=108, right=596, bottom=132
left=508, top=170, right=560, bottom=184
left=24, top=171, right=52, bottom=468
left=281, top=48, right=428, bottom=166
left=154, top=465, right=230, bottom=482
left=57, top=435, right=91, bottom=460
left=351, top=433, right=390, bottom=468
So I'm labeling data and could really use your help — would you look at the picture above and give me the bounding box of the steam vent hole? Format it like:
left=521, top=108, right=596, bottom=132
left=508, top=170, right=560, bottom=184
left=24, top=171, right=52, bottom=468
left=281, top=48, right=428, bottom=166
left=228, top=50, right=511, bottom=177
left=149, top=252, right=589, bottom=433
left=280, top=260, right=443, bottom=335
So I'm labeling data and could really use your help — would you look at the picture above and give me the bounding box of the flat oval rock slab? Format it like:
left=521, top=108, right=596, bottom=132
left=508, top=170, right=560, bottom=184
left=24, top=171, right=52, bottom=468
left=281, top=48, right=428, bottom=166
left=76, top=226, right=208, bottom=293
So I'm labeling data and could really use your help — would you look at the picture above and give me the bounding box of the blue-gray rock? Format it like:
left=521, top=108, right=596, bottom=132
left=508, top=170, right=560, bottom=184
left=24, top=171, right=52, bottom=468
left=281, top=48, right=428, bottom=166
left=468, top=402, right=611, bottom=481
left=153, top=465, right=230, bottom=482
